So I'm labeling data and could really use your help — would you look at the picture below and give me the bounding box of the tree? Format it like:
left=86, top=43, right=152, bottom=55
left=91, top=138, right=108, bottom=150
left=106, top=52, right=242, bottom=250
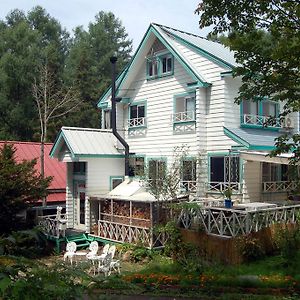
left=0, top=7, right=69, bottom=141
left=195, top=1, right=300, bottom=161
left=0, top=144, right=51, bottom=234
left=32, top=63, right=79, bottom=205
left=64, top=11, right=132, bottom=128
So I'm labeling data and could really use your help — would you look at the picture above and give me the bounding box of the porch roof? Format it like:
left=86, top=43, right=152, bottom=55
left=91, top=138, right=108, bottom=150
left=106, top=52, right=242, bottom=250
left=50, top=127, right=124, bottom=159
left=224, top=127, right=284, bottom=151
left=240, top=151, right=293, bottom=165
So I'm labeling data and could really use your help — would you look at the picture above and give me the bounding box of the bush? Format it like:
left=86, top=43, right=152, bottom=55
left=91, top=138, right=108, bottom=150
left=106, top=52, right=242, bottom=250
left=274, top=225, right=300, bottom=262
left=239, top=235, right=265, bottom=262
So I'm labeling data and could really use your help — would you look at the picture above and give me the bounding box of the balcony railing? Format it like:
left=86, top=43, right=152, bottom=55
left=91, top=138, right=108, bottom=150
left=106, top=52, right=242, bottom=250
left=128, top=117, right=146, bottom=128
left=206, top=182, right=242, bottom=193
left=173, top=111, right=195, bottom=123
left=262, top=181, right=298, bottom=193
left=242, top=114, right=281, bottom=128
left=181, top=180, right=197, bottom=192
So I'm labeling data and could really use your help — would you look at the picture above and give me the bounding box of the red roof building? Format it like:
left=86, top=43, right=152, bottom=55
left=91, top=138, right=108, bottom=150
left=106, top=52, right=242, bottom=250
left=0, top=141, right=66, bottom=205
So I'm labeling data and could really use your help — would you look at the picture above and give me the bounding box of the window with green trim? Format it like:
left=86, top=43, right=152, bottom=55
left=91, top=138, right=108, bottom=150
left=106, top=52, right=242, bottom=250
left=173, top=93, right=195, bottom=123
left=181, top=159, right=197, bottom=192
left=241, top=99, right=280, bottom=128
left=129, top=157, right=145, bottom=176
left=103, top=109, right=111, bottom=129
left=146, top=53, right=173, bottom=79
left=110, top=177, right=124, bottom=190
left=73, top=162, right=86, bottom=174
left=148, top=159, right=166, bottom=183
left=128, top=103, right=146, bottom=128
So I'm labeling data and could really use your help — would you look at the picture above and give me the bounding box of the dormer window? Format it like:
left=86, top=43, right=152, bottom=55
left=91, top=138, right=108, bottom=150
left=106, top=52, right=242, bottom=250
left=147, top=60, right=158, bottom=77
left=161, top=54, right=173, bottom=74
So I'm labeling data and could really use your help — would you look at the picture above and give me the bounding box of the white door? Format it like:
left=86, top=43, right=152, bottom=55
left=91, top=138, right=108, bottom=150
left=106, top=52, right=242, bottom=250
left=75, top=182, right=86, bottom=229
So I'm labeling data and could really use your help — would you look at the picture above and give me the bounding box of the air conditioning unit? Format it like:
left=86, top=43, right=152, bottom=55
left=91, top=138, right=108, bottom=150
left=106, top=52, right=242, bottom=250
left=283, top=116, right=294, bottom=128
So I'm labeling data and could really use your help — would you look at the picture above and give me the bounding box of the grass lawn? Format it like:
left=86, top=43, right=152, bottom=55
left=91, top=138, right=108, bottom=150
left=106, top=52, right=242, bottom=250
left=1, top=250, right=300, bottom=299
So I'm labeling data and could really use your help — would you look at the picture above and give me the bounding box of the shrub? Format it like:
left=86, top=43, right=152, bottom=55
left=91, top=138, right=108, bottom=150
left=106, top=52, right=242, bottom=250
left=274, top=225, right=300, bottom=262
left=239, top=235, right=265, bottom=262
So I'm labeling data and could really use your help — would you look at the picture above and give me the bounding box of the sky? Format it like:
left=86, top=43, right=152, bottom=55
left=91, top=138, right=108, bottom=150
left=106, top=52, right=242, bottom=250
left=0, top=0, right=210, bottom=52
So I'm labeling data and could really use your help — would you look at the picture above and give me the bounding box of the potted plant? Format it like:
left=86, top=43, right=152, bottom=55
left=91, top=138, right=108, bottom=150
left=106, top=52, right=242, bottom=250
left=222, top=187, right=233, bottom=208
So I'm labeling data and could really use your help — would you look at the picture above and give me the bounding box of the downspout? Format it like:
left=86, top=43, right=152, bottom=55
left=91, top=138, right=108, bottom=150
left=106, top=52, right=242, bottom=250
left=110, top=56, right=130, bottom=176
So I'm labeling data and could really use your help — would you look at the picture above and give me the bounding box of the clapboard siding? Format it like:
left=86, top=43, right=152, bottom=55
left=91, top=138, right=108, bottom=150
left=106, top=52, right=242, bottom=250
left=86, top=157, right=124, bottom=196
left=243, top=161, right=261, bottom=203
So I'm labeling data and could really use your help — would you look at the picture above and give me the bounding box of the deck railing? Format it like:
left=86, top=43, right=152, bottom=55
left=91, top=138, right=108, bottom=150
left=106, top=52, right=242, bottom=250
left=242, top=114, right=281, bottom=128
left=177, top=204, right=300, bottom=238
left=38, top=214, right=67, bottom=238
left=206, top=182, right=242, bottom=193
left=98, top=220, right=168, bottom=248
left=181, top=180, right=197, bottom=192
left=262, top=181, right=298, bottom=193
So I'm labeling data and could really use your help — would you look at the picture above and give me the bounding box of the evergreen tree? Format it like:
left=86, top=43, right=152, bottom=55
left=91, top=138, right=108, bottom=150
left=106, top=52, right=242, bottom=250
left=0, top=144, right=51, bottom=233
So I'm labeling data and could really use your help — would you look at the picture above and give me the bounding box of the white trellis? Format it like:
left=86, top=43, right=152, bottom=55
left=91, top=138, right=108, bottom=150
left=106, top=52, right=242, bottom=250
left=177, top=204, right=300, bottom=238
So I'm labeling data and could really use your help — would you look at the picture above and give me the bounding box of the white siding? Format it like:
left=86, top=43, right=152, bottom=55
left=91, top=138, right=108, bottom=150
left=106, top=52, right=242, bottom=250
left=66, top=163, right=74, bottom=228
left=242, top=161, right=261, bottom=203
left=86, top=157, right=124, bottom=196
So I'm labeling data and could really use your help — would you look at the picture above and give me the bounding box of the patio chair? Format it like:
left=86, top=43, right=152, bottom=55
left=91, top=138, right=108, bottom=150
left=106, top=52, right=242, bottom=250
left=107, top=245, right=121, bottom=274
left=96, top=243, right=110, bottom=260
left=86, top=241, right=99, bottom=259
left=63, top=241, right=77, bottom=265
left=98, top=253, right=113, bottom=277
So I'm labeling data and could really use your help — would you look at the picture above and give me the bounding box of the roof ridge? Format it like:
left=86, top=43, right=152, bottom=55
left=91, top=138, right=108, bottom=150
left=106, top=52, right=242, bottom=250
left=62, top=126, right=112, bottom=133
left=0, top=141, right=53, bottom=145
left=152, top=22, right=213, bottom=43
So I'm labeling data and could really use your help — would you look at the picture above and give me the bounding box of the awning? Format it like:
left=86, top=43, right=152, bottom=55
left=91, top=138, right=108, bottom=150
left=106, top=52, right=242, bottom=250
left=240, top=151, right=293, bottom=165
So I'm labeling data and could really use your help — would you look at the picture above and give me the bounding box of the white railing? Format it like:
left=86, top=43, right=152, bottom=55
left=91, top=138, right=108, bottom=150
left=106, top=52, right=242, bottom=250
left=181, top=180, right=197, bottom=192
left=207, top=182, right=242, bottom=193
left=262, top=181, right=298, bottom=193
left=128, top=117, right=146, bottom=127
left=98, top=220, right=168, bottom=249
left=173, top=111, right=195, bottom=122
left=177, top=204, right=300, bottom=238
left=242, top=114, right=281, bottom=127
left=38, top=214, right=67, bottom=238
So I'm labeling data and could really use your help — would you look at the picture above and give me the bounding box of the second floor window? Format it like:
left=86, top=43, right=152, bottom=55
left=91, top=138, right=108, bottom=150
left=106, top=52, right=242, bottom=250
left=173, top=94, right=195, bottom=122
left=241, top=99, right=280, bottom=128
left=129, top=103, right=146, bottom=128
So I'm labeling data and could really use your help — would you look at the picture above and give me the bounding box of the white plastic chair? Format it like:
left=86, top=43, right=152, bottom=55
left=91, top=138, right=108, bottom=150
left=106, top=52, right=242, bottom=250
left=86, top=241, right=99, bottom=259
left=98, top=253, right=112, bottom=276
left=63, top=242, right=77, bottom=265
left=108, top=245, right=120, bottom=274
left=97, top=243, right=110, bottom=260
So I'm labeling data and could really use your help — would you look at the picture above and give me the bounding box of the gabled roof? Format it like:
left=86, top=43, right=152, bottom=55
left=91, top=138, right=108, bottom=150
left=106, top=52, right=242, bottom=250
left=0, top=141, right=66, bottom=203
left=224, top=127, right=283, bottom=151
left=155, top=24, right=237, bottom=69
left=98, top=23, right=237, bottom=107
left=50, top=127, right=124, bottom=159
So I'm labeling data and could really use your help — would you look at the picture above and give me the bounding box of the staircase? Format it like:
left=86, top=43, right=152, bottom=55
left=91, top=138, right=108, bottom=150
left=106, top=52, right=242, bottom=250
left=65, top=233, right=90, bottom=249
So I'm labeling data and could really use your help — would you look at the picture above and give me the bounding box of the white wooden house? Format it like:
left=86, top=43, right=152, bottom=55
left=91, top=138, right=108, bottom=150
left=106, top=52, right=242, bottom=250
left=50, top=23, right=299, bottom=240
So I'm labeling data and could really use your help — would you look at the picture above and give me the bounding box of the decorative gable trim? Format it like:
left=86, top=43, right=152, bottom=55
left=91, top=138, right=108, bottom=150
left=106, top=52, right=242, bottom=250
left=97, top=24, right=211, bottom=108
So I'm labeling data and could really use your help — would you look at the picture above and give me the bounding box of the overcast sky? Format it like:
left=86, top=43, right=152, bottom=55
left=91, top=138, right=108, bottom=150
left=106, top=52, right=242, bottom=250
left=0, top=0, right=210, bottom=52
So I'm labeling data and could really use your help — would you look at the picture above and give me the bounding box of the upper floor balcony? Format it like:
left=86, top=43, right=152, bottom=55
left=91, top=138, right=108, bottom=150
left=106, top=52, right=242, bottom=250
left=172, top=110, right=195, bottom=123
left=241, top=114, right=281, bottom=129
left=128, top=117, right=146, bottom=128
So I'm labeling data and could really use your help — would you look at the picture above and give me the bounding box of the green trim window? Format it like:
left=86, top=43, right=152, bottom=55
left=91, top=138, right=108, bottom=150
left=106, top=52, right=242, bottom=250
left=148, top=159, right=166, bottom=183
left=129, top=157, right=145, bottom=177
left=181, top=159, right=197, bottom=192
left=110, top=176, right=124, bottom=190
left=208, top=154, right=240, bottom=192
left=173, top=92, right=196, bottom=123
left=73, top=162, right=86, bottom=175
left=128, top=101, right=146, bottom=128
left=241, top=99, right=280, bottom=128
left=146, top=52, right=173, bottom=79
left=103, top=109, right=111, bottom=129
left=262, top=163, right=288, bottom=182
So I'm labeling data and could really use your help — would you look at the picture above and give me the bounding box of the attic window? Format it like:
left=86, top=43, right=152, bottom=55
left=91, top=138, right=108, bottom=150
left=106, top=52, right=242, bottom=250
left=146, top=52, right=173, bottom=79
